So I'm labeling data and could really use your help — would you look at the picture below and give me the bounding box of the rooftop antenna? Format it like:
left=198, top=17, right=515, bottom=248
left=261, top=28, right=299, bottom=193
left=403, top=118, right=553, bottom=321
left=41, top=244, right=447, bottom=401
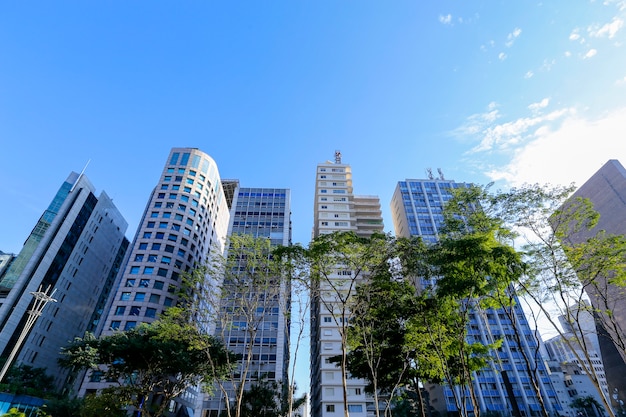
left=71, top=159, right=91, bottom=192
left=426, top=168, right=434, bottom=180
left=438, top=168, right=445, bottom=180
left=335, top=150, right=342, bottom=164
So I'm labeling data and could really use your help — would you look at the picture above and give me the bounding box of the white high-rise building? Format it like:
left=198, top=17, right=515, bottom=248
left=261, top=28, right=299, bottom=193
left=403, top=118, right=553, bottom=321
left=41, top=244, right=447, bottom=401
left=79, top=148, right=231, bottom=414
left=310, top=151, right=384, bottom=417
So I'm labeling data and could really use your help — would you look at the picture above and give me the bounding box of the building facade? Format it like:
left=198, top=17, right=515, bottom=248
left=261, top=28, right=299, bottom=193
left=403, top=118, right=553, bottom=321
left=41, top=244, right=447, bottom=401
left=310, top=151, right=384, bottom=417
left=562, top=159, right=626, bottom=400
left=201, top=183, right=292, bottom=416
left=79, top=148, right=231, bottom=413
left=0, top=172, right=129, bottom=391
left=390, top=176, right=560, bottom=417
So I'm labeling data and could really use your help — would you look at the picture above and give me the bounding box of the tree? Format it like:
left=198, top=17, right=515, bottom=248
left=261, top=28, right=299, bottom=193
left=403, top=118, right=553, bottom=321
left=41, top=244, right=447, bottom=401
left=0, top=363, right=56, bottom=398
left=572, top=396, right=605, bottom=417
left=1, top=408, right=25, bottom=417
left=495, top=184, right=626, bottom=417
left=59, top=307, right=233, bottom=417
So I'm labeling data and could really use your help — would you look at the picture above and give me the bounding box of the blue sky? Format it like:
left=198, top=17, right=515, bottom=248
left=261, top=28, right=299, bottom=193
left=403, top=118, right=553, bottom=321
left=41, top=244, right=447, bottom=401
left=2, top=0, right=626, bottom=397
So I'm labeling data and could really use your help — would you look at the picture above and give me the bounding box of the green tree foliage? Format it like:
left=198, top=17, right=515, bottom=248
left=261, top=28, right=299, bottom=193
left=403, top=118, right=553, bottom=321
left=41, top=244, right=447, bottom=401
left=0, top=364, right=56, bottom=398
left=59, top=307, right=233, bottom=417
left=1, top=408, right=25, bottom=417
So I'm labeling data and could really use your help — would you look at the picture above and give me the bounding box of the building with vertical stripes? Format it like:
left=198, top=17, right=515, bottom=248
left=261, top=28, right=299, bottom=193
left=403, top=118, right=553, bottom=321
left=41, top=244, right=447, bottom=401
left=391, top=175, right=561, bottom=417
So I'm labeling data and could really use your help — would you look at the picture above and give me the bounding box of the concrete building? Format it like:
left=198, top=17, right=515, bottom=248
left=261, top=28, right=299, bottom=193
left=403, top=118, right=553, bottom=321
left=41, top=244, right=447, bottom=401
left=201, top=182, right=292, bottom=416
left=79, top=148, right=231, bottom=414
left=560, top=159, right=626, bottom=400
left=0, top=171, right=128, bottom=391
left=310, top=151, right=384, bottom=417
left=390, top=176, right=561, bottom=417
left=0, top=252, right=15, bottom=280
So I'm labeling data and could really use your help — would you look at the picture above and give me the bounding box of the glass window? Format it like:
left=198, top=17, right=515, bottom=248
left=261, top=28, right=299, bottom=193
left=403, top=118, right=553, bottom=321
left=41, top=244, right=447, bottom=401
left=151, top=243, right=161, bottom=250
left=124, top=321, right=137, bottom=331
left=181, top=153, right=190, bottom=165
left=186, top=219, right=193, bottom=225
left=163, top=212, right=171, bottom=218
left=188, top=169, right=196, bottom=177
left=161, top=256, right=171, bottom=264
left=134, top=293, right=146, bottom=301
left=129, top=306, right=141, bottom=316
left=156, top=232, right=165, bottom=239
left=114, top=306, right=126, bottom=315
left=166, top=202, right=174, bottom=208
left=189, top=208, right=196, bottom=216
left=178, top=168, right=185, bottom=174
left=149, top=294, right=160, bottom=303
left=148, top=254, right=158, bottom=262
left=139, top=279, right=150, bottom=287
left=154, top=281, right=164, bottom=290
left=110, top=321, right=121, bottom=330
left=164, top=176, right=171, bottom=181
left=160, top=184, right=168, bottom=190
left=184, top=187, right=192, bottom=193
left=180, top=195, right=189, bottom=202
left=157, top=268, right=168, bottom=277
left=191, top=199, right=199, bottom=207
left=181, top=238, right=188, bottom=246
left=172, top=185, right=180, bottom=191
left=177, top=249, right=186, bottom=257
left=171, top=224, right=180, bottom=231
left=186, top=178, right=194, bottom=185
left=348, top=405, right=363, bottom=412
left=134, top=254, right=144, bottom=262
left=120, top=292, right=131, bottom=301
left=159, top=222, right=168, bottom=229
left=165, top=244, right=175, bottom=253
left=130, top=266, right=140, bottom=274
left=144, top=267, right=154, bottom=274
left=150, top=211, right=158, bottom=218
left=125, top=279, right=136, bottom=287
left=183, top=228, right=191, bottom=236
left=169, top=193, right=177, bottom=199
left=142, top=232, right=152, bottom=238
left=170, top=152, right=180, bottom=165
left=139, top=243, right=148, bottom=250
left=168, top=234, right=177, bottom=242
left=164, top=297, right=173, bottom=307
left=154, top=202, right=162, bottom=208
left=157, top=193, right=165, bottom=199
left=147, top=222, right=155, bottom=228
left=145, top=308, right=157, bottom=318
left=178, top=204, right=186, bottom=211
left=175, top=214, right=183, bottom=221
left=167, top=168, right=175, bottom=173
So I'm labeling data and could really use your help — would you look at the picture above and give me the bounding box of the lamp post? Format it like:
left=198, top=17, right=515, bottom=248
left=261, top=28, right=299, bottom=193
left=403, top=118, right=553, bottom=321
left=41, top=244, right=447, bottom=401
left=0, top=285, right=57, bottom=382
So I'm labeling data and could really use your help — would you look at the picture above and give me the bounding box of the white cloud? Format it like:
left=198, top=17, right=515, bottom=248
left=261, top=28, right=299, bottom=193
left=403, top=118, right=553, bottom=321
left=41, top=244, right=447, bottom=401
left=484, top=108, right=626, bottom=187
left=564, top=51, right=572, bottom=57
left=528, top=98, right=550, bottom=113
left=589, top=17, right=624, bottom=38
left=584, top=48, right=598, bottom=58
left=498, top=52, right=507, bottom=60
left=468, top=108, right=572, bottom=153
left=524, top=71, right=534, bottom=79
left=439, top=14, right=452, bottom=25
left=569, top=31, right=581, bottom=41
left=616, top=75, right=626, bottom=85
left=505, top=27, right=522, bottom=47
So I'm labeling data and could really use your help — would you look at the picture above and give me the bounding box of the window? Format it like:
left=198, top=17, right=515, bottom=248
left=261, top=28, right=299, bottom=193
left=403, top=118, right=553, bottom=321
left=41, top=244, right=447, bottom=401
left=154, top=202, right=162, bottom=208
left=139, top=243, right=148, bottom=250
left=348, top=405, right=363, bottom=412
left=144, top=267, right=154, bottom=274
left=134, top=254, right=144, bottom=262
left=120, top=292, right=131, bottom=301
left=323, top=317, right=332, bottom=323
left=149, top=294, right=160, bottom=303
left=129, top=306, right=141, bottom=316
left=130, top=266, right=140, bottom=274
left=139, top=279, right=150, bottom=287
left=169, top=193, right=177, bottom=199
left=124, top=321, right=137, bottom=331
left=147, top=222, right=155, bottom=228
left=160, top=184, right=168, bottom=190
left=164, top=176, right=171, bottom=181
left=168, top=234, right=177, bottom=242
left=155, top=232, right=165, bottom=239
left=134, top=293, right=146, bottom=301
left=152, top=243, right=161, bottom=250
left=148, top=254, right=158, bottom=262
left=165, top=244, right=175, bottom=253
left=326, top=405, right=335, bottom=412
left=154, top=281, right=164, bottom=290
left=163, top=212, right=171, bottom=218
left=164, top=297, right=173, bottom=307
left=161, top=256, right=171, bottom=264
left=159, top=222, right=168, bottom=229
left=110, top=321, right=121, bottom=330
left=126, top=279, right=136, bottom=287
left=175, top=214, right=183, bottom=221
left=142, top=232, right=152, bottom=238
left=145, top=308, right=157, bottom=318
left=114, top=306, right=126, bottom=315
left=150, top=211, right=158, bottom=218
left=157, top=193, right=165, bottom=199
left=178, top=204, right=186, bottom=212
left=157, top=268, right=168, bottom=277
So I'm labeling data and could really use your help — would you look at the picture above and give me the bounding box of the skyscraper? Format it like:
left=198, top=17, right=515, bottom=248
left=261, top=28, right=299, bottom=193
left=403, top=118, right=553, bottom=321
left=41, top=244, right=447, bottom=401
left=561, top=159, right=626, bottom=400
left=201, top=182, right=292, bottom=416
left=79, top=148, right=231, bottom=413
left=310, top=151, right=384, bottom=417
left=0, top=171, right=128, bottom=391
left=391, top=176, right=560, bottom=416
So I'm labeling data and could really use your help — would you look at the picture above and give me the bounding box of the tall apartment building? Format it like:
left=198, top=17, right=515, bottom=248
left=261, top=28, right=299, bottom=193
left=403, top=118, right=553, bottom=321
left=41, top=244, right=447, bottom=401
left=561, top=159, right=626, bottom=399
left=391, top=176, right=560, bottom=416
left=311, top=151, right=384, bottom=417
left=202, top=182, right=292, bottom=416
left=79, top=148, right=231, bottom=413
left=0, top=171, right=129, bottom=391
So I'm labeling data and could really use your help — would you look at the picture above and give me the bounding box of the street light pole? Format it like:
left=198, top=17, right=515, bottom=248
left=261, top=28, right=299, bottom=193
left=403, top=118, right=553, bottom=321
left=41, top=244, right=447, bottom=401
left=0, top=285, right=57, bottom=383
